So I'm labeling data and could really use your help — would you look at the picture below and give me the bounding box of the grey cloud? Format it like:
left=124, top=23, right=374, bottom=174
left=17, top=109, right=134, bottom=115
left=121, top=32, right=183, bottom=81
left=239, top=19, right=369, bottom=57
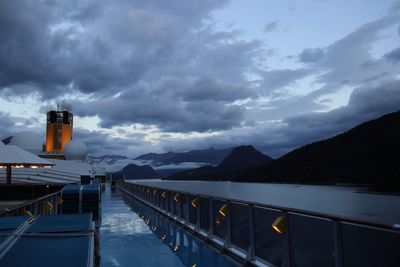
left=158, top=79, right=400, bottom=157
left=73, top=128, right=153, bottom=157
left=264, top=21, right=279, bottom=32
left=0, top=0, right=233, bottom=99
left=299, top=48, right=324, bottom=63
left=71, top=91, right=245, bottom=132
left=316, top=15, right=399, bottom=85
left=259, top=68, right=311, bottom=94
left=384, top=47, right=400, bottom=62
left=180, top=77, right=254, bottom=102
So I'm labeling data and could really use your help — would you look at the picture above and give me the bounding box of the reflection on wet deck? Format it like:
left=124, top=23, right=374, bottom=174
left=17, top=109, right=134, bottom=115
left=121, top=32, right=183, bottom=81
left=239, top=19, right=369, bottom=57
left=99, top=186, right=238, bottom=267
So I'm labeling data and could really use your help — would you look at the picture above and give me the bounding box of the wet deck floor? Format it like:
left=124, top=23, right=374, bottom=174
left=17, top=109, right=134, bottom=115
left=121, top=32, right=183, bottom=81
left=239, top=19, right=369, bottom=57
left=99, top=186, right=238, bottom=267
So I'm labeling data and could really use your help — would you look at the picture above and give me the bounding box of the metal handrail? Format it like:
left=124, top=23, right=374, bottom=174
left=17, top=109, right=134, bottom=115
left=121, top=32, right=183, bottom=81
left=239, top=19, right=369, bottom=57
left=117, top=181, right=400, bottom=267
left=0, top=190, right=62, bottom=217
left=120, top=181, right=399, bottom=231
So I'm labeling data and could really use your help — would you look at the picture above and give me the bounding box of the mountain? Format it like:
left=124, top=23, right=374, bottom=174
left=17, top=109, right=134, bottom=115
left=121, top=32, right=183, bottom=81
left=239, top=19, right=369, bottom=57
left=135, top=147, right=232, bottom=166
left=1, top=136, right=12, bottom=145
left=218, top=145, right=273, bottom=170
left=113, top=163, right=160, bottom=180
left=166, top=111, right=400, bottom=192
left=91, top=155, right=129, bottom=164
left=167, top=145, right=273, bottom=180
left=135, top=152, right=177, bottom=162
left=239, top=110, right=400, bottom=191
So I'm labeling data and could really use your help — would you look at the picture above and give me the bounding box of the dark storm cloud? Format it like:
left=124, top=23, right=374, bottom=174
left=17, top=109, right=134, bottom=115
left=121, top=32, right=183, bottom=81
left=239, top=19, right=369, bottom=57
left=73, top=128, right=153, bottom=156
left=158, top=79, right=400, bottom=157
left=0, top=0, right=262, bottom=133
left=180, top=77, right=254, bottom=102
left=0, top=0, right=234, bottom=96
left=0, top=112, right=17, bottom=139
left=384, top=47, right=400, bottom=62
left=259, top=68, right=311, bottom=94
left=263, top=21, right=279, bottom=32
left=71, top=93, right=245, bottom=132
left=313, top=15, right=399, bottom=86
left=298, top=48, right=324, bottom=63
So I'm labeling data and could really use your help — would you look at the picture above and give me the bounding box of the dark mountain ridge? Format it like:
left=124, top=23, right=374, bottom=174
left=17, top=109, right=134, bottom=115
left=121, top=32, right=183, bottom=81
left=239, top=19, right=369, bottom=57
left=167, top=145, right=273, bottom=180
left=113, top=163, right=159, bottom=180
left=240, top=110, right=400, bottom=190
left=136, top=147, right=232, bottom=166
left=167, top=110, right=400, bottom=191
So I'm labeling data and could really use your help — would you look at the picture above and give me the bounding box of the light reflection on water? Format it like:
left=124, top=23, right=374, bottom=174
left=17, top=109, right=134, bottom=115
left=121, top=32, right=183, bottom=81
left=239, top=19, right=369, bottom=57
left=99, top=186, right=239, bottom=267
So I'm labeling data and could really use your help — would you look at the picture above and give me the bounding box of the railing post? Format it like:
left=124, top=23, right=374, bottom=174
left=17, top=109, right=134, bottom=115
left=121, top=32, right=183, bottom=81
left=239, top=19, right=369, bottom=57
left=224, top=201, right=231, bottom=249
left=284, top=211, right=292, bottom=267
left=247, top=205, right=256, bottom=262
left=209, top=198, right=214, bottom=238
left=333, top=221, right=344, bottom=267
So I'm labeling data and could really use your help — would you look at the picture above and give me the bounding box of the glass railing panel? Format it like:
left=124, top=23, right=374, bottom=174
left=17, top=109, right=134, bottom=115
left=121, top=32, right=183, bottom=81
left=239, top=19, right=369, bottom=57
left=213, top=199, right=228, bottom=240
left=254, top=206, right=286, bottom=266
left=199, top=197, right=210, bottom=231
left=288, top=213, right=335, bottom=267
left=230, top=202, right=250, bottom=251
left=341, top=222, right=400, bottom=267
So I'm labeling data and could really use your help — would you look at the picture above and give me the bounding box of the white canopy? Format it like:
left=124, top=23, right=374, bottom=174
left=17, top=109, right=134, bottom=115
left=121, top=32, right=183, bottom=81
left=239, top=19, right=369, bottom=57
left=0, top=145, right=53, bottom=166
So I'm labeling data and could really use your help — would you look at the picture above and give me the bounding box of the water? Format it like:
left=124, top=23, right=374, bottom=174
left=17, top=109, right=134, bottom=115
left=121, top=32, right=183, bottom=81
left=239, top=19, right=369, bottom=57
left=99, top=186, right=239, bottom=267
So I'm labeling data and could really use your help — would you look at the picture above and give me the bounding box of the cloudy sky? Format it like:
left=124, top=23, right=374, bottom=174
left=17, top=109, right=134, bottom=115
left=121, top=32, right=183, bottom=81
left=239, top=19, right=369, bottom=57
left=0, top=0, right=399, bottom=158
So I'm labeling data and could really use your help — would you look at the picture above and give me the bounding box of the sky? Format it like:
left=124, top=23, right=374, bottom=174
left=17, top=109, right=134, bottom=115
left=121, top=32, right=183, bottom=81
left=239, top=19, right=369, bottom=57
left=0, top=0, right=399, bottom=158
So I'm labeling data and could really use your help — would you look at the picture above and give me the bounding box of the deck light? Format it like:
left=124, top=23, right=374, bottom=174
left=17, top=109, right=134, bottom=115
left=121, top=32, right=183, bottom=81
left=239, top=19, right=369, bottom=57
left=57, top=196, right=63, bottom=205
left=174, top=193, right=180, bottom=203
left=147, top=188, right=151, bottom=193
left=30, top=165, right=38, bottom=169
left=153, top=189, right=158, bottom=195
left=191, top=197, right=199, bottom=208
left=24, top=209, right=33, bottom=216
left=161, top=234, right=167, bottom=240
left=152, top=226, right=157, bottom=232
left=162, top=191, right=167, bottom=198
left=43, top=201, right=53, bottom=213
left=219, top=204, right=229, bottom=217
left=192, top=265, right=197, bottom=267
left=173, top=245, right=179, bottom=252
left=272, top=216, right=286, bottom=234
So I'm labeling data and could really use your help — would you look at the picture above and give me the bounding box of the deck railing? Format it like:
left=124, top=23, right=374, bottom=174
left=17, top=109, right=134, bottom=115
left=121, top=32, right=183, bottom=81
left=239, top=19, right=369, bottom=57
left=117, top=181, right=400, bottom=267
left=0, top=190, right=62, bottom=217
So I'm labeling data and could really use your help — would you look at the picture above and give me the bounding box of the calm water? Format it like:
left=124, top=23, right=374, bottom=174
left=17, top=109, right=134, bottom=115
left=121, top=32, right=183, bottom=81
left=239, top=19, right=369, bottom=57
left=99, top=186, right=238, bottom=267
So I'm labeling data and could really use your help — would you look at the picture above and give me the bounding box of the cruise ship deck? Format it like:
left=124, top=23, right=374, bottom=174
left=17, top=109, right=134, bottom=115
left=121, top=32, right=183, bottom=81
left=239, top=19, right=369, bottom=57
left=1, top=180, right=399, bottom=267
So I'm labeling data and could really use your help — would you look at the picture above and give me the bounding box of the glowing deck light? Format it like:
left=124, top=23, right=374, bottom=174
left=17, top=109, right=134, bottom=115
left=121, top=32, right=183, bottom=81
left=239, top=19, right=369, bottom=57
left=162, top=191, right=167, bottom=198
left=191, top=197, right=199, bottom=208
left=173, top=245, right=179, bottom=252
left=192, top=265, right=197, bottom=267
left=272, top=216, right=286, bottom=234
left=161, top=234, right=167, bottom=240
left=43, top=201, right=53, bottom=213
left=24, top=209, right=33, bottom=216
left=30, top=165, right=38, bottom=169
left=57, top=196, right=63, bottom=205
left=219, top=204, right=229, bottom=217
left=174, top=193, right=180, bottom=203
left=152, top=226, right=157, bottom=232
